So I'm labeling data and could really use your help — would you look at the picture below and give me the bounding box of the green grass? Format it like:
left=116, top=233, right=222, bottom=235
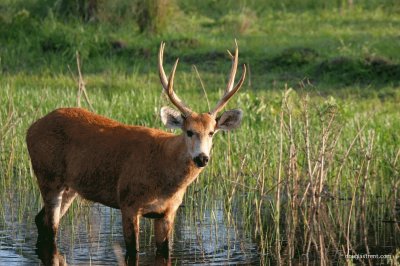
left=1, top=73, right=399, bottom=262
left=1, top=0, right=400, bottom=264
left=1, top=1, right=400, bottom=91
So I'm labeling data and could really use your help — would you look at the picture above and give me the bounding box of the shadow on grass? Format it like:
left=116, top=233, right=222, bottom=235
left=251, top=47, right=400, bottom=89
left=315, top=55, right=400, bottom=85
left=3, top=37, right=400, bottom=91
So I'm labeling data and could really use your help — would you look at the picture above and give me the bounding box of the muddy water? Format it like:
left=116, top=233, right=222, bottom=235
left=0, top=200, right=260, bottom=265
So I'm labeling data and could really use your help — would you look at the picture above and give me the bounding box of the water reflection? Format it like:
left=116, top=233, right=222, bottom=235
left=0, top=200, right=259, bottom=265
left=2, top=194, right=397, bottom=264
left=35, top=239, right=172, bottom=266
left=36, top=240, right=67, bottom=266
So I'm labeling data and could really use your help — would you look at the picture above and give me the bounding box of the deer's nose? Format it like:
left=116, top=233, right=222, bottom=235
left=193, top=153, right=209, bottom=168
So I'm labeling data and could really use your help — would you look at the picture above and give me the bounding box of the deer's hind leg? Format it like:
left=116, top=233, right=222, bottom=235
left=59, top=187, right=77, bottom=219
left=35, top=176, right=65, bottom=242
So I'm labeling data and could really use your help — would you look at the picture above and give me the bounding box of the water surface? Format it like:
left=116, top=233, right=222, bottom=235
left=0, top=199, right=260, bottom=265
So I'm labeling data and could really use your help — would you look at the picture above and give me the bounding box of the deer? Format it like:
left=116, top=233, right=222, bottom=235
left=26, top=41, right=246, bottom=260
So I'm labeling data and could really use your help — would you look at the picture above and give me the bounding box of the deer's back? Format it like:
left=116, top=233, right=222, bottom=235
left=26, top=108, right=173, bottom=207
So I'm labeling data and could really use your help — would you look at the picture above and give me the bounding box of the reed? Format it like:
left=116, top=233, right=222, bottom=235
left=1, top=0, right=399, bottom=263
left=1, top=73, right=399, bottom=263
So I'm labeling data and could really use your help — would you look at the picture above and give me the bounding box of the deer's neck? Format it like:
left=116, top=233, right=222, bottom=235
left=161, top=134, right=202, bottom=189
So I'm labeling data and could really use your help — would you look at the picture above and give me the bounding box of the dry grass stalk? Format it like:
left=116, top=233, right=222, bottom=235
left=70, top=51, right=94, bottom=111
left=192, top=65, right=210, bottom=112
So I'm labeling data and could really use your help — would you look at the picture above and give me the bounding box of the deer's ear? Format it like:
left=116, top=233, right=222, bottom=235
left=216, top=109, right=243, bottom=131
left=161, top=106, right=184, bottom=129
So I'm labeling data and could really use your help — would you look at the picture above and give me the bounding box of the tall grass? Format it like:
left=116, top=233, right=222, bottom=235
left=1, top=0, right=399, bottom=263
left=188, top=85, right=399, bottom=263
left=1, top=71, right=399, bottom=263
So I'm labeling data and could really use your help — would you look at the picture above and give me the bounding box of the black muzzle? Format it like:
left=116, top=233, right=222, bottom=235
left=193, top=153, right=209, bottom=168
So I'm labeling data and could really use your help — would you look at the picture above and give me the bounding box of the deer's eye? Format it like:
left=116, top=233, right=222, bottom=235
left=187, top=130, right=194, bottom=137
left=209, top=131, right=214, bottom=137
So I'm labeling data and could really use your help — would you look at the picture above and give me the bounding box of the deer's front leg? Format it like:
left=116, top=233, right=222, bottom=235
left=121, top=209, right=140, bottom=258
left=154, top=212, right=176, bottom=256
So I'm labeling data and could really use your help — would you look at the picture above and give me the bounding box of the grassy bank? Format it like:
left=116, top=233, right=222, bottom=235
left=1, top=1, right=400, bottom=91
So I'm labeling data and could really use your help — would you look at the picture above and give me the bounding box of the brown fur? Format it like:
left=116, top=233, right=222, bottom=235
left=27, top=107, right=217, bottom=256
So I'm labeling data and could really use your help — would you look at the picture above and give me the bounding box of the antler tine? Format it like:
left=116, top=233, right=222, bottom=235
left=158, top=42, right=192, bottom=116
left=210, top=64, right=246, bottom=116
left=224, top=40, right=239, bottom=94
left=158, top=42, right=169, bottom=89
left=210, top=41, right=246, bottom=117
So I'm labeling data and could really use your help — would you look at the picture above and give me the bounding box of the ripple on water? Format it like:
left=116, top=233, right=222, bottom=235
left=0, top=201, right=260, bottom=265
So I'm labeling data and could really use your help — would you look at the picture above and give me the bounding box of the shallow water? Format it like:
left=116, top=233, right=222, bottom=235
left=0, top=200, right=260, bottom=265
left=1, top=192, right=399, bottom=265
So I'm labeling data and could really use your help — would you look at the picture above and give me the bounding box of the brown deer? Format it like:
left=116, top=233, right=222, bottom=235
left=26, top=41, right=246, bottom=258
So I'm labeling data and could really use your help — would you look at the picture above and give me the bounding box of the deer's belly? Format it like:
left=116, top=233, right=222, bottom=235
left=140, top=197, right=182, bottom=219
left=71, top=184, right=120, bottom=209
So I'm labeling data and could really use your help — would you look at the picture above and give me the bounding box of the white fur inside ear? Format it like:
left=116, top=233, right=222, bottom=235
left=217, top=109, right=243, bottom=131
left=160, top=106, right=184, bottom=129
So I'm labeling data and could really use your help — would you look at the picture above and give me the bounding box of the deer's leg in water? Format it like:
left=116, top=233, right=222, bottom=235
left=35, top=181, right=64, bottom=241
left=154, top=211, right=176, bottom=255
left=122, top=209, right=140, bottom=257
left=36, top=237, right=67, bottom=266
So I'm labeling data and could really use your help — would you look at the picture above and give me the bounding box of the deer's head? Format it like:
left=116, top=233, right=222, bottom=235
left=158, top=42, right=246, bottom=168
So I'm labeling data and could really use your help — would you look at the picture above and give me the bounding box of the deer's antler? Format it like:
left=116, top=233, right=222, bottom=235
left=210, top=41, right=246, bottom=117
left=159, top=42, right=192, bottom=117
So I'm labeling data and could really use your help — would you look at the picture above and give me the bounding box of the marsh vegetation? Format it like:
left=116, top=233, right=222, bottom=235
left=1, top=0, right=400, bottom=264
